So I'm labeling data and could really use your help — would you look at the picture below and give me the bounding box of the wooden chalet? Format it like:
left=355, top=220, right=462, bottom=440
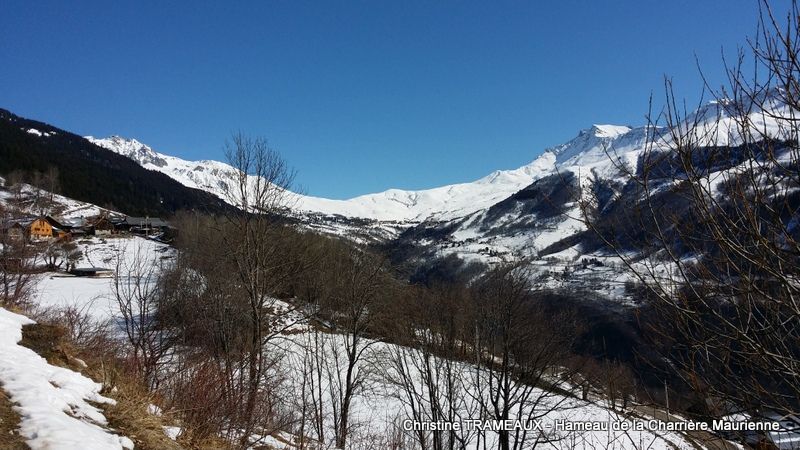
left=1, top=216, right=69, bottom=242
left=28, top=217, right=54, bottom=240
left=44, top=216, right=70, bottom=239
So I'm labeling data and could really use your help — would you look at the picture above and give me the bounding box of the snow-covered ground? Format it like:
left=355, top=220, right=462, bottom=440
left=0, top=236, right=173, bottom=448
left=0, top=307, right=134, bottom=450
left=0, top=181, right=114, bottom=220
left=275, top=331, right=705, bottom=450
left=33, top=236, right=172, bottom=322
left=12, top=236, right=725, bottom=449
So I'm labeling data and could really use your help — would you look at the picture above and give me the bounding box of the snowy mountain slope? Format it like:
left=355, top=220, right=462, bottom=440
left=0, top=181, right=119, bottom=222
left=549, top=124, right=633, bottom=165
left=86, top=120, right=661, bottom=224
left=84, top=136, right=239, bottom=203
left=395, top=96, right=800, bottom=300
left=297, top=151, right=556, bottom=221
left=394, top=123, right=655, bottom=250
left=87, top=92, right=797, bottom=255
left=86, top=135, right=558, bottom=222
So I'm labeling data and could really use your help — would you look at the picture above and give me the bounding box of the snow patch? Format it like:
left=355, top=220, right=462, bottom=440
left=0, top=307, right=132, bottom=450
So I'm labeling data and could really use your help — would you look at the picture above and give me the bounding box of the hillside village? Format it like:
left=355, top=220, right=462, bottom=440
left=1, top=183, right=173, bottom=284
left=2, top=214, right=172, bottom=242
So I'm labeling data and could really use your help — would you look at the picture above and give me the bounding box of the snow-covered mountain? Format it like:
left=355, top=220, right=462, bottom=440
left=85, top=135, right=244, bottom=205
left=391, top=95, right=800, bottom=301
left=85, top=125, right=642, bottom=223
left=87, top=94, right=797, bottom=274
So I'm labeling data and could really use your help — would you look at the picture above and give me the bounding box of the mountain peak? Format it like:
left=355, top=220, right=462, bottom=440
left=87, top=135, right=168, bottom=168
left=550, top=124, right=634, bottom=164
left=589, top=124, right=632, bottom=138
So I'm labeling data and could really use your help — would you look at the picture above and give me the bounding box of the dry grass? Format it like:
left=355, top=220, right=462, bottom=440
left=91, top=373, right=184, bottom=450
left=0, top=388, right=28, bottom=450
left=17, top=321, right=190, bottom=450
left=82, top=355, right=231, bottom=449
left=19, top=323, right=75, bottom=368
left=12, top=304, right=240, bottom=449
left=176, top=434, right=234, bottom=450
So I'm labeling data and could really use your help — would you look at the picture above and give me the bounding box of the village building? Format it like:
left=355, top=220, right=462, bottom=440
left=61, top=216, right=92, bottom=237
left=27, top=217, right=54, bottom=240
left=0, top=221, right=25, bottom=243
left=1, top=216, right=69, bottom=242
left=120, top=216, right=171, bottom=236
left=90, top=216, right=116, bottom=236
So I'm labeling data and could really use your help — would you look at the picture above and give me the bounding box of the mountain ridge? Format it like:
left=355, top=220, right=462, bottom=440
left=87, top=123, right=640, bottom=222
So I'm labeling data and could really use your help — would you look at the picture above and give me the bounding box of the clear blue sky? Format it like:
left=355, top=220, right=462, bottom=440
left=0, top=1, right=783, bottom=198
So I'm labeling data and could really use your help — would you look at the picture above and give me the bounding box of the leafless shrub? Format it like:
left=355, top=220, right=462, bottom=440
left=32, top=300, right=115, bottom=354
left=113, top=244, right=175, bottom=390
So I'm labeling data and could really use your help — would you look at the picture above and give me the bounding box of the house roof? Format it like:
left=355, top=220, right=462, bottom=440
left=2, top=216, right=41, bottom=229
left=61, top=217, right=86, bottom=227
left=42, top=216, right=67, bottom=229
left=71, top=267, right=113, bottom=272
left=2, top=215, right=69, bottom=232
left=124, top=216, right=171, bottom=228
left=69, top=267, right=114, bottom=276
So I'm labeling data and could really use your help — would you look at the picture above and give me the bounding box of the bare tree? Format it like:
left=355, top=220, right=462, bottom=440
left=293, top=327, right=332, bottom=449
left=222, top=132, right=295, bottom=214
left=217, top=132, right=305, bottom=446
left=581, top=0, right=800, bottom=417
left=112, top=243, right=174, bottom=390
left=317, top=243, right=394, bottom=449
left=42, top=240, right=81, bottom=270
left=290, top=236, right=343, bottom=449
left=5, top=170, right=28, bottom=212
left=159, top=209, right=308, bottom=447
left=35, top=299, right=113, bottom=352
left=0, top=206, right=37, bottom=307
left=468, top=265, right=579, bottom=450
left=43, top=166, right=60, bottom=203
left=382, top=284, right=476, bottom=450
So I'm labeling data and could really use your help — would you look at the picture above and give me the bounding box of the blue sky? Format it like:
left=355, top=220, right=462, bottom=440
left=0, top=1, right=782, bottom=198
